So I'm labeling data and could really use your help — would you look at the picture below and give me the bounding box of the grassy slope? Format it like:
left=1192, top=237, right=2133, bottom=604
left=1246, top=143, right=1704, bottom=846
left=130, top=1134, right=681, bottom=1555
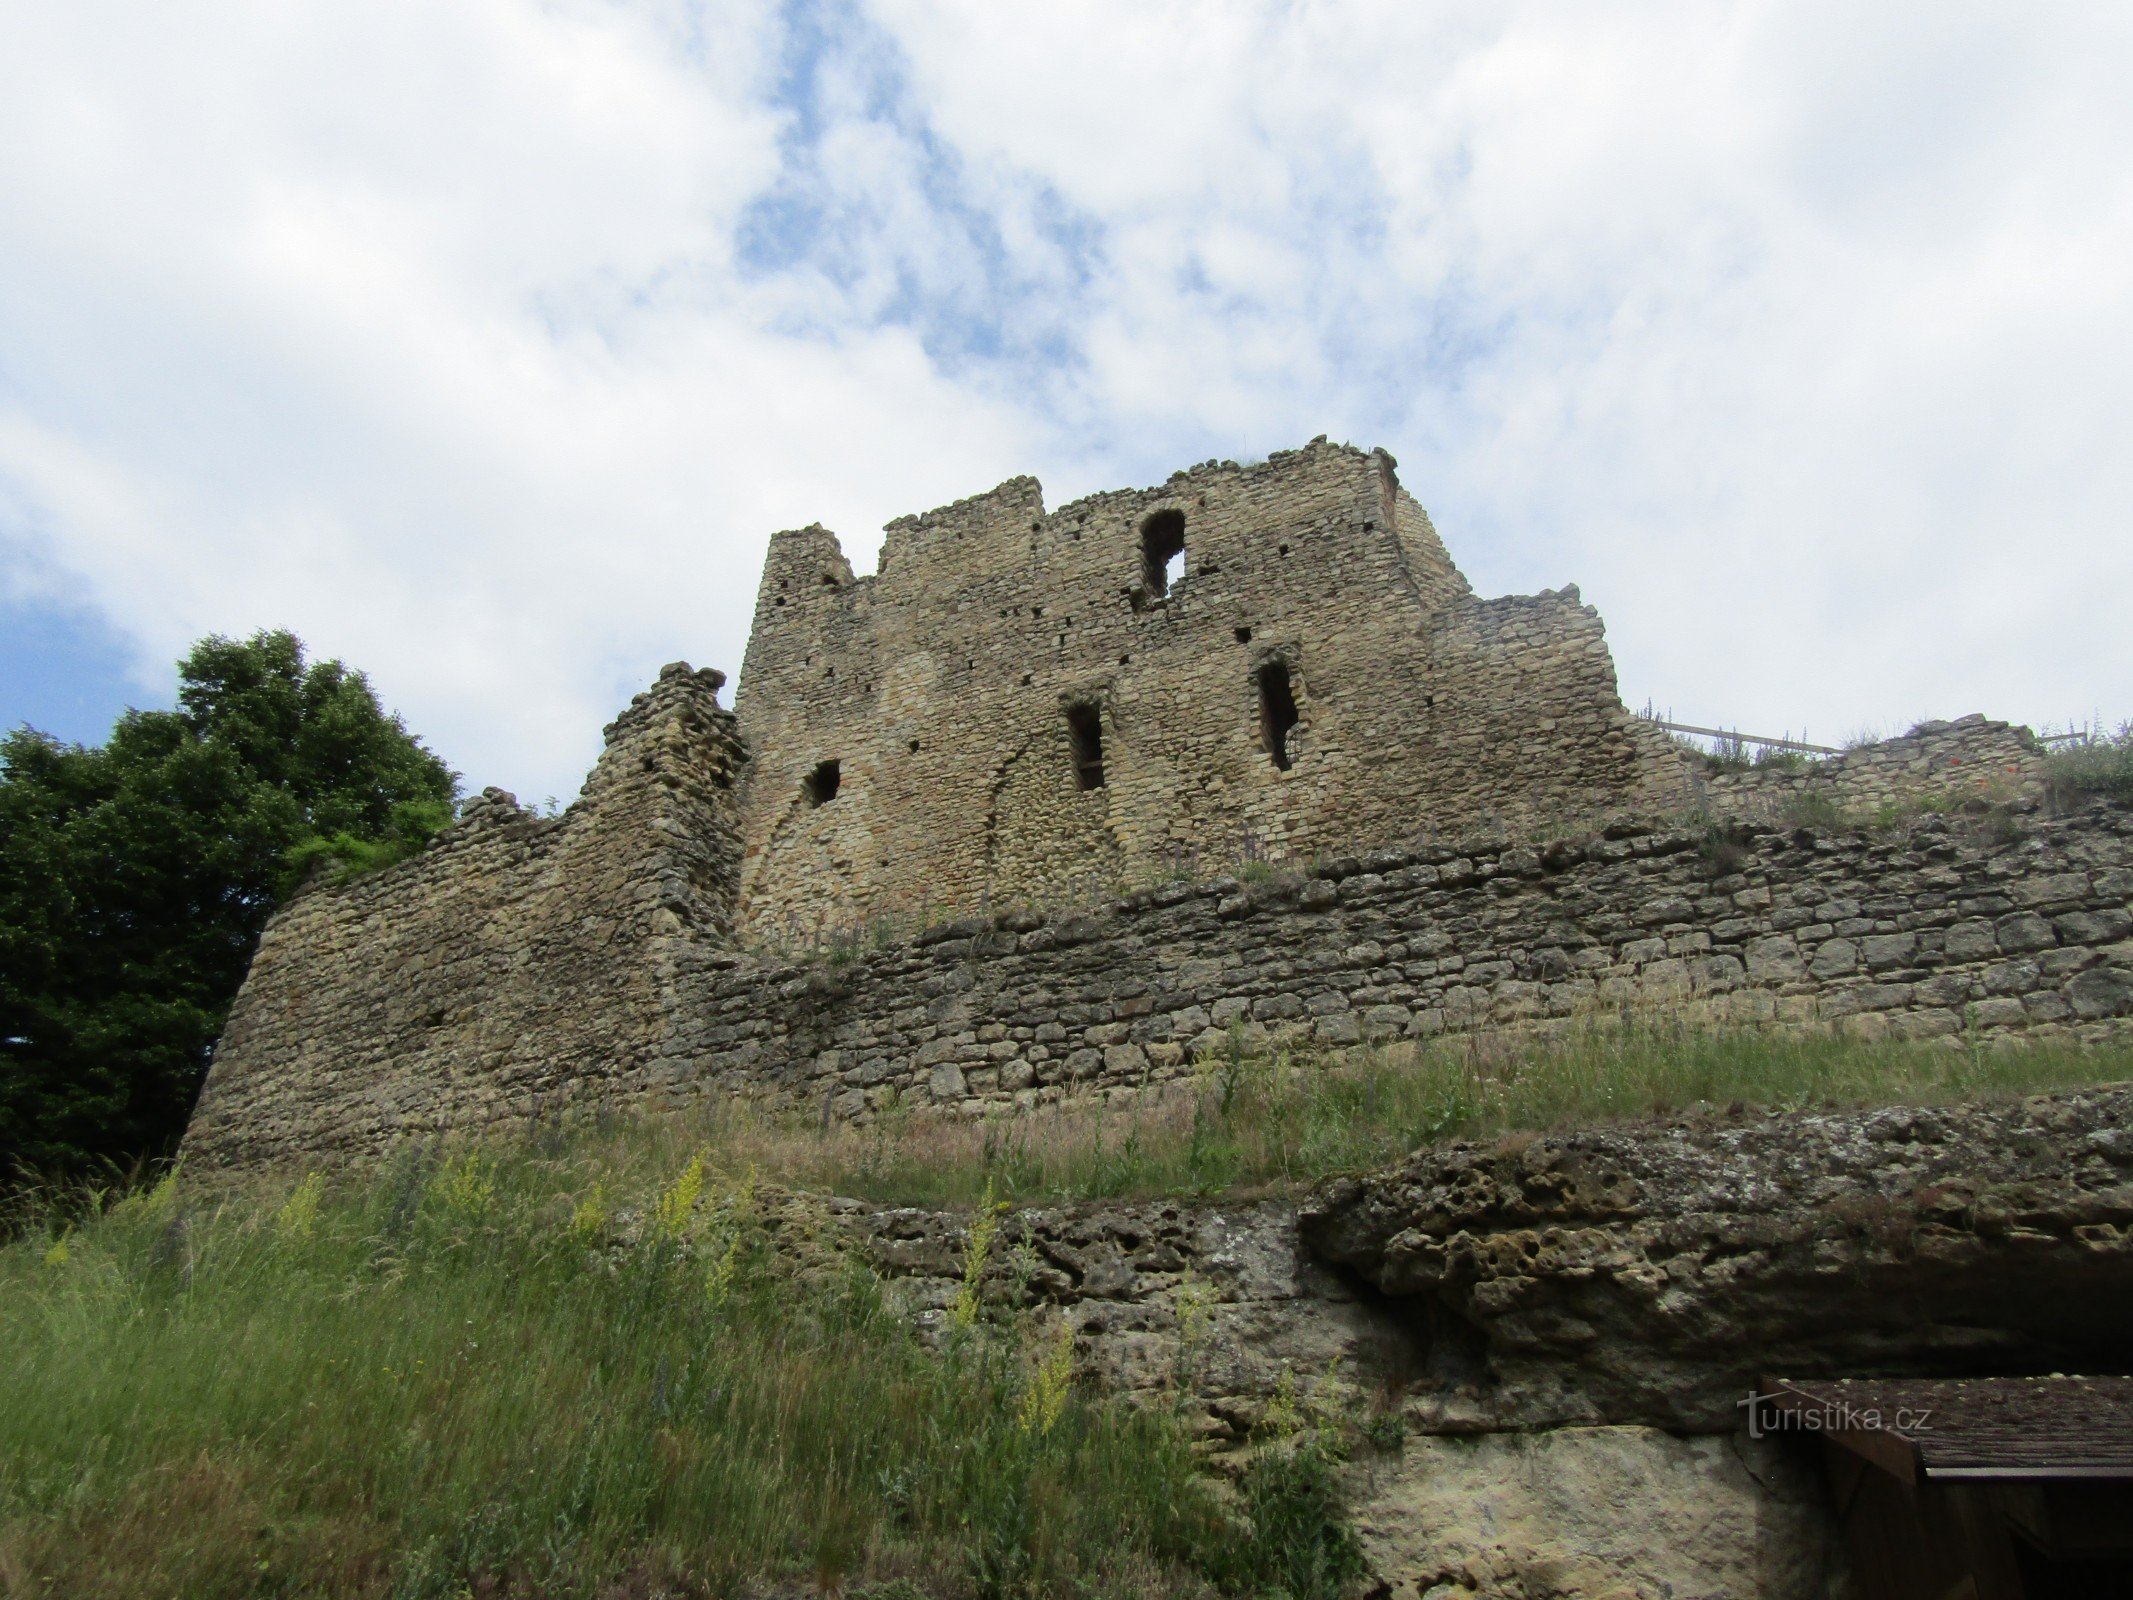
left=4, top=1026, right=2128, bottom=1599
left=559, top=1023, right=2133, bottom=1209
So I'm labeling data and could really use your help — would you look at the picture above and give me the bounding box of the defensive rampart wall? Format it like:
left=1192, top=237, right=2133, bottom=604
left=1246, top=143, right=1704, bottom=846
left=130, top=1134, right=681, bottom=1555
left=184, top=747, right=2133, bottom=1170
left=1693, top=713, right=2047, bottom=819
left=181, top=666, right=741, bottom=1172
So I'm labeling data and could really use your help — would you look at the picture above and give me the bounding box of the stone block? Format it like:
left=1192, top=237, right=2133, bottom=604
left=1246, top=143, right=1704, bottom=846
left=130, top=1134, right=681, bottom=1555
left=1360, top=1004, right=1412, bottom=1040
left=2009, top=872, right=2090, bottom=909
left=1744, top=935, right=1803, bottom=982
left=1994, top=912, right=2058, bottom=953
left=1984, top=961, right=2041, bottom=996
left=1313, top=1013, right=1363, bottom=1045
left=2057, top=908, right=2133, bottom=946
left=2068, top=966, right=2133, bottom=1019
left=1969, top=997, right=2029, bottom=1029
left=1860, top=932, right=1917, bottom=971
left=1808, top=940, right=1859, bottom=979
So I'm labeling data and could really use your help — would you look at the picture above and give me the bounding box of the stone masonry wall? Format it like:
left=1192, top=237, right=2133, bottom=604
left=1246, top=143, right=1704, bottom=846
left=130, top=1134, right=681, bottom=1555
left=729, top=439, right=1690, bottom=941
left=181, top=665, right=743, bottom=1171
left=187, top=791, right=2133, bottom=1170
left=1699, top=712, right=2047, bottom=821
left=665, top=796, right=2133, bottom=1123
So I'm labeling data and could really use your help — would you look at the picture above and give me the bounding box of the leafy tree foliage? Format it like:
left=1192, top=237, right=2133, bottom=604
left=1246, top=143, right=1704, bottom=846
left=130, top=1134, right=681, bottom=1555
left=0, top=631, right=455, bottom=1185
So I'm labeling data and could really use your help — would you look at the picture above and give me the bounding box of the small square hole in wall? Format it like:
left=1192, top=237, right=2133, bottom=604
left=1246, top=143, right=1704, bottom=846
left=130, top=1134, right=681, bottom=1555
left=1235, top=626, right=1253, bottom=644
left=803, top=759, right=841, bottom=806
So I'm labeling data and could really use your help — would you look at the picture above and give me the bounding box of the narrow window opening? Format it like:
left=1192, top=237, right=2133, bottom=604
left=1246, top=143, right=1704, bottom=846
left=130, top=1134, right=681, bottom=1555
left=803, top=759, right=841, bottom=807
left=1257, top=663, right=1299, bottom=771
left=1066, top=704, right=1105, bottom=791
left=1139, top=509, right=1187, bottom=598
left=1234, top=626, right=1253, bottom=644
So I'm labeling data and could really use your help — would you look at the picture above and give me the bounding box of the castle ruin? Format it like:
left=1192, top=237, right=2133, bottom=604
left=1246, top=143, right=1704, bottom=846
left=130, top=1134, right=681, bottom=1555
left=732, top=437, right=1691, bottom=938
left=170, top=438, right=2133, bottom=1600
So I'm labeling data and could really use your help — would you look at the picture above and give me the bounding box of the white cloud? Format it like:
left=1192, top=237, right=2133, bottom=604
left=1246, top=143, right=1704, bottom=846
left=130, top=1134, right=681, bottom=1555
left=874, top=0, right=2133, bottom=738
left=1, top=1, right=2127, bottom=805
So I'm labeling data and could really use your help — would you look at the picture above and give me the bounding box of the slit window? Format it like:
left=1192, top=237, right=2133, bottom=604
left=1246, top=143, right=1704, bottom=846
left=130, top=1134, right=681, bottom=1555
left=803, top=759, right=841, bottom=806
left=1257, top=662, right=1299, bottom=771
left=1066, top=704, right=1105, bottom=790
left=1139, top=509, right=1186, bottom=598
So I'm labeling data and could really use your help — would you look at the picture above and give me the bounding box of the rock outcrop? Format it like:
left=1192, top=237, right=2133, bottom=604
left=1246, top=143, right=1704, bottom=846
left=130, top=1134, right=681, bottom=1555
left=1302, top=1084, right=2133, bottom=1432
left=764, top=1083, right=2133, bottom=1599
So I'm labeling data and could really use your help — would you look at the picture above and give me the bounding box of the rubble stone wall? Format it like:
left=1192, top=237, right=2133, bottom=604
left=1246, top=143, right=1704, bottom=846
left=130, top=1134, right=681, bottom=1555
left=187, top=785, right=2133, bottom=1170
left=1698, top=713, right=2048, bottom=820
left=659, top=796, right=2133, bottom=1125
left=181, top=666, right=743, bottom=1172
left=730, top=439, right=1692, bottom=939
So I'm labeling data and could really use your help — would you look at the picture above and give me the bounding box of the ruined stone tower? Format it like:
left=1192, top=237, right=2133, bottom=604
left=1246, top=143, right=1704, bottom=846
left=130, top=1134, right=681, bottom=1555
left=731, top=437, right=1687, bottom=939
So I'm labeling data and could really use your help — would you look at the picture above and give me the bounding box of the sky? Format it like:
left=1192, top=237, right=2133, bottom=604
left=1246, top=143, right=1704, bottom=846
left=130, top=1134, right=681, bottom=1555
left=2, top=1, right=2129, bottom=803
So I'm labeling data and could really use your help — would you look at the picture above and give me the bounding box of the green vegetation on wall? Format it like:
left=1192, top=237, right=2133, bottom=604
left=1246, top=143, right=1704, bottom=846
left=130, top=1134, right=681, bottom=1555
left=0, top=631, right=455, bottom=1186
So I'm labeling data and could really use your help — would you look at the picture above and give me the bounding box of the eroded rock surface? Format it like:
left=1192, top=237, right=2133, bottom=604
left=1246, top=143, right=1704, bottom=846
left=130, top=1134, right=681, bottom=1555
left=1347, top=1427, right=1844, bottom=1600
left=787, top=1194, right=1416, bottom=1447
left=1303, top=1083, right=2133, bottom=1430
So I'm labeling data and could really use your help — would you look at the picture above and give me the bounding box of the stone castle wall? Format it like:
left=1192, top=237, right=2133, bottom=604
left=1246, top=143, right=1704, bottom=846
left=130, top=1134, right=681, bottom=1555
left=730, top=439, right=1691, bottom=941
left=181, top=666, right=743, bottom=1172
left=185, top=772, right=2133, bottom=1170
left=180, top=440, right=2112, bottom=1175
left=1695, top=712, right=2047, bottom=819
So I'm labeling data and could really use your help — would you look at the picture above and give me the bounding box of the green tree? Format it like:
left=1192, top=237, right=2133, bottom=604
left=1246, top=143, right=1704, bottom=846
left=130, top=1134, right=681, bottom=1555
left=0, top=630, right=455, bottom=1186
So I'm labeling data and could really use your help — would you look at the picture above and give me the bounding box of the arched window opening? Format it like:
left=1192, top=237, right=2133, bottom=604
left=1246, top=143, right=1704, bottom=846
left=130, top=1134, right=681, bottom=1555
left=1139, top=510, right=1186, bottom=599
left=1257, top=663, right=1299, bottom=771
left=803, top=759, right=841, bottom=807
left=1066, top=703, right=1105, bottom=790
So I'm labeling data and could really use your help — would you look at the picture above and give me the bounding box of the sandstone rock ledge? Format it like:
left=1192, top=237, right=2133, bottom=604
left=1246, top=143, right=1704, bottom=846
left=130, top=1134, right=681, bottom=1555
left=804, top=1085, right=2132, bottom=1599
left=697, top=1086, right=2133, bottom=1597
left=1301, top=1083, right=2133, bottom=1435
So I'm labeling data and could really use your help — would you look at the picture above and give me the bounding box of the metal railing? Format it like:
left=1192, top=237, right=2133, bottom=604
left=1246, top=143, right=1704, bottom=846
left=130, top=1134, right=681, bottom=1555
left=1643, top=718, right=1839, bottom=757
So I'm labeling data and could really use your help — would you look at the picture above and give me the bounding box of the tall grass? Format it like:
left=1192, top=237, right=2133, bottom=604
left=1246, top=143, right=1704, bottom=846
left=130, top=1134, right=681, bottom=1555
left=6, top=1025, right=2125, bottom=1595
left=542, top=1023, right=2133, bottom=1210
left=0, top=1153, right=1233, bottom=1598
left=2045, top=723, right=2133, bottom=802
